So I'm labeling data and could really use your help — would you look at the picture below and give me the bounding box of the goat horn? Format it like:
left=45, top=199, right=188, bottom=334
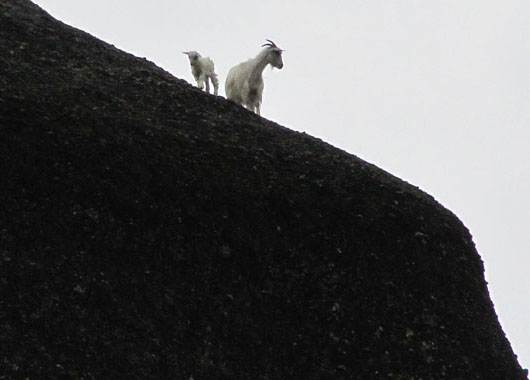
left=261, top=39, right=278, bottom=48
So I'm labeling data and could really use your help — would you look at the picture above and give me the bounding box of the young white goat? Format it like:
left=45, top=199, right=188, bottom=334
left=183, top=51, right=219, bottom=95
left=225, top=40, right=284, bottom=115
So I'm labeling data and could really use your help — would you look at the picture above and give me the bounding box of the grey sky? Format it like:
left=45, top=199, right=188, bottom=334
left=32, top=0, right=530, bottom=369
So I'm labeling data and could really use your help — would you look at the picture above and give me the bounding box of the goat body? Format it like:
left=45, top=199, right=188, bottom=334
left=225, top=40, right=284, bottom=115
left=183, top=51, right=219, bottom=95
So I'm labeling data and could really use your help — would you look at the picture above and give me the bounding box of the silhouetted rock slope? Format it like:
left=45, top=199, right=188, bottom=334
left=0, top=1, right=526, bottom=379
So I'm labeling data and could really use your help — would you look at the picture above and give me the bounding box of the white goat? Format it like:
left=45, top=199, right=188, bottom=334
left=225, top=40, right=284, bottom=115
left=183, top=51, right=219, bottom=95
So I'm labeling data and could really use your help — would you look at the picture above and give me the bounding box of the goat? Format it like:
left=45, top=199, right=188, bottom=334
left=183, top=51, right=219, bottom=95
left=225, top=40, right=284, bottom=115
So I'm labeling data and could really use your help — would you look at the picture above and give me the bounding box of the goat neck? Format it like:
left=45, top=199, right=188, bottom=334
left=249, top=49, right=274, bottom=80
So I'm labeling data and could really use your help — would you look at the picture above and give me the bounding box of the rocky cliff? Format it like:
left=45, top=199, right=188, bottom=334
left=0, top=1, right=527, bottom=379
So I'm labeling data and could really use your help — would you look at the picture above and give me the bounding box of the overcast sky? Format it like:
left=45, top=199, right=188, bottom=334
left=32, top=0, right=530, bottom=370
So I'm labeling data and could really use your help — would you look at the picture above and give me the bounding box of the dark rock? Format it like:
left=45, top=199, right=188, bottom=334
left=0, top=0, right=527, bottom=379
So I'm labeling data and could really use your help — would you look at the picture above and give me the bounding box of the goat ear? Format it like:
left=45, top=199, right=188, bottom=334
left=182, top=51, right=189, bottom=55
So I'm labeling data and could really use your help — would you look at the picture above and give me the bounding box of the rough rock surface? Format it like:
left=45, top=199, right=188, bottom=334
left=0, top=1, right=527, bottom=379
